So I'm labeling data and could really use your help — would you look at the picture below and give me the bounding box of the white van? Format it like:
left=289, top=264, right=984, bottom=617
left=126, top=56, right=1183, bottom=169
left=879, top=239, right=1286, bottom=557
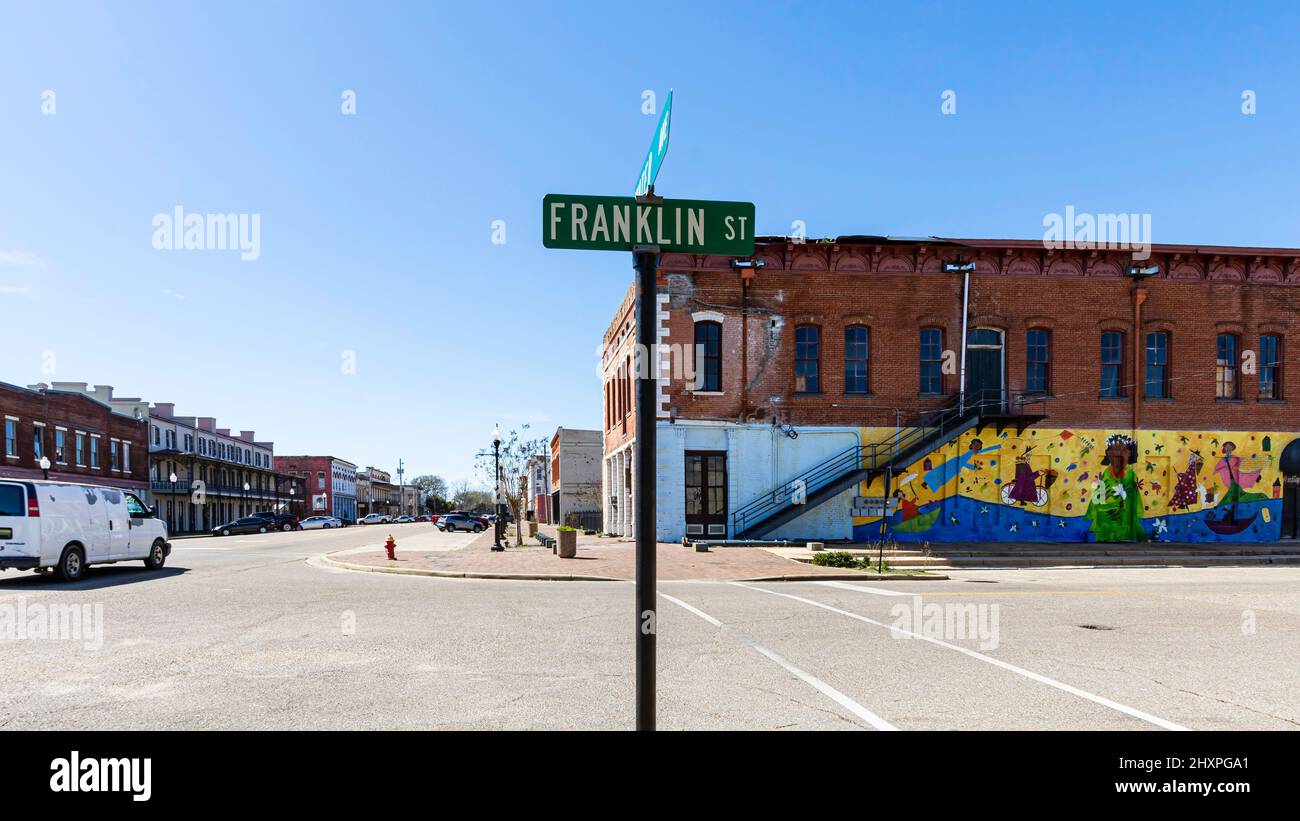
left=0, top=480, right=171, bottom=582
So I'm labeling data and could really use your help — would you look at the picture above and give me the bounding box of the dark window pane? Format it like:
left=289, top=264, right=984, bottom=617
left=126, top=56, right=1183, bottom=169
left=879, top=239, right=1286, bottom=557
left=920, top=328, right=943, bottom=393
left=795, top=326, right=820, bottom=393
left=844, top=326, right=869, bottom=394
left=694, top=321, right=721, bottom=392
left=1100, top=332, right=1124, bottom=397
left=1027, top=329, right=1050, bottom=394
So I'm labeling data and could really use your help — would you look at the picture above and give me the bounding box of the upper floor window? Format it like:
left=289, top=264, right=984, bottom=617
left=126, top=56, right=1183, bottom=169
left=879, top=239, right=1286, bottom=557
left=1026, top=329, right=1050, bottom=395
left=110, top=440, right=120, bottom=471
left=317, top=471, right=326, bottom=490
left=844, top=326, right=869, bottom=394
left=1260, top=334, right=1282, bottom=399
left=55, top=429, right=67, bottom=463
left=75, top=432, right=85, bottom=465
left=1144, top=332, right=1169, bottom=398
left=32, top=424, right=44, bottom=461
left=794, top=325, right=821, bottom=393
left=1216, top=333, right=1239, bottom=399
left=89, top=435, right=101, bottom=469
left=4, top=419, right=16, bottom=458
left=920, top=327, right=944, bottom=395
left=152, top=426, right=160, bottom=446
left=694, top=321, right=721, bottom=392
left=1100, top=331, right=1125, bottom=398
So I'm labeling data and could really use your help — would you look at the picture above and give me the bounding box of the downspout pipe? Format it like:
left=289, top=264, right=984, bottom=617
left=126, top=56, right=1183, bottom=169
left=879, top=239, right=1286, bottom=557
left=1133, top=286, right=1147, bottom=431
left=958, top=267, right=971, bottom=415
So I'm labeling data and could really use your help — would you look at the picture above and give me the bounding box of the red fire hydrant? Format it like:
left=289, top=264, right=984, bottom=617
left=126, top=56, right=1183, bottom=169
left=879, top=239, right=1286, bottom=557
left=385, top=533, right=397, bottom=560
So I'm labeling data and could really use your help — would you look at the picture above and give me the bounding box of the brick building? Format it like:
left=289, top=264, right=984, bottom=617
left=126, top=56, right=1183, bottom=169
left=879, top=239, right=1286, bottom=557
left=1, top=381, right=148, bottom=492
left=549, top=427, right=602, bottom=529
left=275, top=456, right=357, bottom=521
left=601, top=236, right=1300, bottom=544
left=31, top=383, right=300, bottom=534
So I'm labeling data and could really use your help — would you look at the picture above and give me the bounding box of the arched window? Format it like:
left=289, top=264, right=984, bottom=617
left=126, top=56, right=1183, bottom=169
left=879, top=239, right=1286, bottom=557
left=694, top=321, right=721, bottom=391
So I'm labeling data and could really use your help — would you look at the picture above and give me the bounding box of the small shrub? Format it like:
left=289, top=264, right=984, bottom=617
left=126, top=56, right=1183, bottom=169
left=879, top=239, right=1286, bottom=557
left=556, top=525, right=578, bottom=532
left=811, top=551, right=860, bottom=568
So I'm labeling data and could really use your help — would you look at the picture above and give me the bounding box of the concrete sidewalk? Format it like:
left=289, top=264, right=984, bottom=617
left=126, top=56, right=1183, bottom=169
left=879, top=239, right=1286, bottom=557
left=322, top=525, right=945, bottom=582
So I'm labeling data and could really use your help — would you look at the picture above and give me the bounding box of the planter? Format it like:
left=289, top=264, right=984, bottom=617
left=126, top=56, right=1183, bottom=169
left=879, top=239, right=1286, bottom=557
left=528, top=521, right=538, bottom=537
left=557, top=529, right=578, bottom=558
left=808, top=541, right=825, bottom=552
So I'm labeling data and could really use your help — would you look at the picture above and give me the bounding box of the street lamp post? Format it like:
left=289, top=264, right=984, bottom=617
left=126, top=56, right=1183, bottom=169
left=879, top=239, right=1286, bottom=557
left=39, top=455, right=50, bottom=480
left=169, top=472, right=178, bottom=531
left=491, top=425, right=504, bottom=551
left=243, top=482, right=250, bottom=517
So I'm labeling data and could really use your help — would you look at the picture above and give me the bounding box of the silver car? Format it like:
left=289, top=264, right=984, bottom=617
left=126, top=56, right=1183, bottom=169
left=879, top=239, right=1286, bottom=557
left=300, top=515, right=343, bottom=530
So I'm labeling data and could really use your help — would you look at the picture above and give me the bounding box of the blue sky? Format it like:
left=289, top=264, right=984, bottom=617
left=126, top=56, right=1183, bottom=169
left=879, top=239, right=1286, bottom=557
left=1, top=1, right=1297, bottom=484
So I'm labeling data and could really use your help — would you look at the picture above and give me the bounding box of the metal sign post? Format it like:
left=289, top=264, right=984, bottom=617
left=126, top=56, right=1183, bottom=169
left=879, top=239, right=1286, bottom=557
left=633, top=237, right=659, bottom=732
left=539, top=92, right=756, bottom=731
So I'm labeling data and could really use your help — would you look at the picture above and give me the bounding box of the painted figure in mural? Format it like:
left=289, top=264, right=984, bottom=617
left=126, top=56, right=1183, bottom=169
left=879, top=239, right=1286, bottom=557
left=1213, top=442, right=1266, bottom=505
left=922, top=438, right=999, bottom=492
left=1000, top=447, right=1051, bottom=506
left=1206, top=441, right=1269, bottom=535
left=1085, top=434, right=1147, bottom=542
left=893, top=488, right=921, bottom=522
left=1169, top=450, right=1203, bottom=511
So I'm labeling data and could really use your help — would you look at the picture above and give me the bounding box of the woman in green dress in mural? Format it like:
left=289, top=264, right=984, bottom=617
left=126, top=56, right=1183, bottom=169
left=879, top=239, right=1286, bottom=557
left=1085, top=434, right=1147, bottom=542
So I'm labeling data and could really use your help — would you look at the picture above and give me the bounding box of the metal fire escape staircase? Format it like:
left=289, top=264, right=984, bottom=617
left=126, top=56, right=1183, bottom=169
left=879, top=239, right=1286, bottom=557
left=730, top=394, right=1048, bottom=540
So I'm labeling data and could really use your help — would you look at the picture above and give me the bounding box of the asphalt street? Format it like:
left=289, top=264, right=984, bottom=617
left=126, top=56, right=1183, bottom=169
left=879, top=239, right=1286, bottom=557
left=1, top=524, right=1296, bottom=730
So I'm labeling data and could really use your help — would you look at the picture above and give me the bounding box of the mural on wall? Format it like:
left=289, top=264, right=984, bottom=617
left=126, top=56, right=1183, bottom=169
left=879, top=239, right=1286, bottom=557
left=852, top=424, right=1293, bottom=543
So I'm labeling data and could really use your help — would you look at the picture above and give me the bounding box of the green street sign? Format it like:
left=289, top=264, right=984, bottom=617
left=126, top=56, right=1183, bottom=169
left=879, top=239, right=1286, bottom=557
left=634, top=90, right=672, bottom=197
left=542, top=194, right=755, bottom=256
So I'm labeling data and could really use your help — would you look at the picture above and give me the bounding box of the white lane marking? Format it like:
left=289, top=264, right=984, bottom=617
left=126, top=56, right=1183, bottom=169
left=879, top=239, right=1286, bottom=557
left=814, top=581, right=911, bottom=596
left=732, top=582, right=1189, bottom=732
left=658, top=591, right=897, bottom=731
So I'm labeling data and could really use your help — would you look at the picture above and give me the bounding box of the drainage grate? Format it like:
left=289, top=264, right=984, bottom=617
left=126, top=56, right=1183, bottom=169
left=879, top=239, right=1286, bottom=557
left=1077, top=624, right=1115, bottom=631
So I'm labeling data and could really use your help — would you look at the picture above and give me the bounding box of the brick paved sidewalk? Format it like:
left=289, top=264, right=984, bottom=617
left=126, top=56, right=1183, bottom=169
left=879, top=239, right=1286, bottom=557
left=325, top=527, right=910, bottom=581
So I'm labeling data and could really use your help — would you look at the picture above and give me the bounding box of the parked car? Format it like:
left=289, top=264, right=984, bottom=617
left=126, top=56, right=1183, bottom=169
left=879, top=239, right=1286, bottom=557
left=337, top=516, right=356, bottom=527
left=449, top=510, right=490, bottom=527
left=300, top=515, right=343, bottom=530
left=359, top=513, right=391, bottom=525
left=414, top=514, right=432, bottom=523
left=251, top=511, right=301, bottom=532
left=437, top=513, right=486, bottom=533
left=392, top=515, right=415, bottom=524
left=212, top=517, right=274, bottom=536
left=0, top=480, right=171, bottom=581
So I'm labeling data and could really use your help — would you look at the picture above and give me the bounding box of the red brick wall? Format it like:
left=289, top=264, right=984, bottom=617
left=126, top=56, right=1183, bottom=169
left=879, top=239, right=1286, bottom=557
left=600, top=240, right=1300, bottom=434
left=0, top=383, right=148, bottom=489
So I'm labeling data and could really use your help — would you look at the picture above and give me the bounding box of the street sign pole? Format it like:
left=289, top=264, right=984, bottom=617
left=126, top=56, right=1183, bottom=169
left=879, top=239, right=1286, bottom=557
left=633, top=225, right=659, bottom=732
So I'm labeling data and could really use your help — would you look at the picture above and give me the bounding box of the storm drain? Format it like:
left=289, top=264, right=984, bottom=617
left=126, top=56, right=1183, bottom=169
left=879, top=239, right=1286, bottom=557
left=1077, top=624, right=1116, bottom=631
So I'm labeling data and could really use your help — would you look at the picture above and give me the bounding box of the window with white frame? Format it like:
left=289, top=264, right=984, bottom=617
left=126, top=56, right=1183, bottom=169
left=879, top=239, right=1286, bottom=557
left=4, top=418, right=16, bottom=458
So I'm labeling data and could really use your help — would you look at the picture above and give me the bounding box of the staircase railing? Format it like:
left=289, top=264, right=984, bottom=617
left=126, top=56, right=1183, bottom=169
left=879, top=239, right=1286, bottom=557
left=729, top=392, right=1050, bottom=537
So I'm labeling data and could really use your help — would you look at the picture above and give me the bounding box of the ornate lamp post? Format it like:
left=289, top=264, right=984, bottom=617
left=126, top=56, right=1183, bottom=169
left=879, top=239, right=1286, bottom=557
left=492, top=425, right=504, bottom=551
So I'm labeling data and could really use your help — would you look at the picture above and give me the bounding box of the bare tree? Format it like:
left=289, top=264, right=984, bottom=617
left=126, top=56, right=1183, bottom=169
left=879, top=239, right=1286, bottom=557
left=476, top=425, right=549, bottom=546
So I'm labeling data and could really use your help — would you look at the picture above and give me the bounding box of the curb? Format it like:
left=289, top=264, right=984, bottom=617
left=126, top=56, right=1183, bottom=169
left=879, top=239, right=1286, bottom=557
left=318, top=553, right=948, bottom=583
left=738, top=572, right=950, bottom=582
left=318, top=553, right=624, bottom=582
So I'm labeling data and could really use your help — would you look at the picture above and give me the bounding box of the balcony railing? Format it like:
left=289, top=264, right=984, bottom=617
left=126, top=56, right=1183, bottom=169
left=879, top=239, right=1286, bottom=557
left=150, top=480, right=283, bottom=497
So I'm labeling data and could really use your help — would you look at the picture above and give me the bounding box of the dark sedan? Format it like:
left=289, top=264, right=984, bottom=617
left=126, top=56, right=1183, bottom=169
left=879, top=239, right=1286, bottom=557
left=211, top=517, right=274, bottom=536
